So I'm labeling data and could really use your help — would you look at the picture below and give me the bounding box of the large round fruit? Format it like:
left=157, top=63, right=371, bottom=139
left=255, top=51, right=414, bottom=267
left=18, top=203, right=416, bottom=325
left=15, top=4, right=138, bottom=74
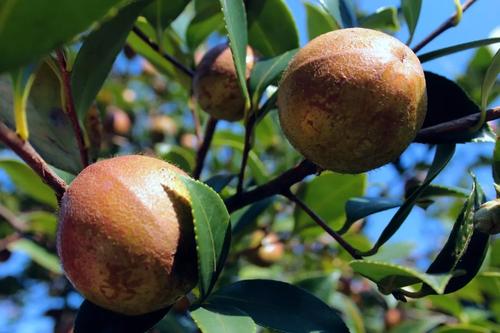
left=278, top=28, right=427, bottom=173
left=57, top=155, right=197, bottom=315
left=193, top=44, right=255, bottom=121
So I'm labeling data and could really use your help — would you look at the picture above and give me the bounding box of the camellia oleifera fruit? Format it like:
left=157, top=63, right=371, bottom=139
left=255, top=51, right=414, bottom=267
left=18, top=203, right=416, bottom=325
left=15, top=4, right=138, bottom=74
left=193, top=44, right=255, bottom=121
left=57, top=155, right=197, bottom=315
left=278, top=28, right=427, bottom=173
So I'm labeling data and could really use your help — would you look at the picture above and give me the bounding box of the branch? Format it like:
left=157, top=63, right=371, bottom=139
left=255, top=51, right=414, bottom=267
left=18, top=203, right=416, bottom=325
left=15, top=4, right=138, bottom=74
left=412, top=0, right=477, bottom=53
left=193, top=117, right=218, bottom=179
left=56, top=50, right=89, bottom=168
left=225, top=159, right=318, bottom=213
left=0, top=202, right=27, bottom=233
left=283, top=191, right=362, bottom=260
left=0, top=122, right=67, bottom=201
left=415, top=106, right=500, bottom=142
left=131, top=26, right=194, bottom=78
left=236, top=114, right=256, bottom=193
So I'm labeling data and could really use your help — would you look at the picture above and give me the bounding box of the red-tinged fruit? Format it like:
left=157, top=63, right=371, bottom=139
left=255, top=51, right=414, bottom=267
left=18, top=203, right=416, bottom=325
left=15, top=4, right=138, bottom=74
left=57, top=155, right=197, bottom=315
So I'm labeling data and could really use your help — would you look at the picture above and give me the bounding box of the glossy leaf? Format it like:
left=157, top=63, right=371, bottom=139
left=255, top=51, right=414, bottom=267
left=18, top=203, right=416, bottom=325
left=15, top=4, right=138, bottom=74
left=204, top=279, right=350, bottom=333
left=416, top=72, right=495, bottom=144
left=420, top=184, right=469, bottom=199
left=343, top=197, right=403, bottom=232
left=295, top=172, right=367, bottom=235
left=360, top=7, right=399, bottom=32
left=350, top=260, right=453, bottom=295
left=186, top=3, right=224, bottom=50
left=249, top=49, right=297, bottom=109
left=418, top=37, right=500, bottom=63
left=402, top=0, right=422, bottom=45
left=0, top=0, right=130, bottom=73
left=142, top=0, right=189, bottom=34
left=0, top=63, right=83, bottom=173
left=433, top=324, right=491, bottom=333
left=181, top=176, right=231, bottom=300
left=204, top=174, right=235, bottom=193
left=360, top=144, right=455, bottom=256
left=481, top=48, right=500, bottom=111
left=0, top=159, right=57, bottom=208
left=425, top=175, right=490, bottom=294
left=191, top=307, right=256, bottom=333
left=74, top=300, right=170, bottom=333
left=72, top=1, right=148, bottom=120
left=246, top=0, right=299, bottom=57
left=304, top=2, right=339, bottom=40
left=8, top=238, right=61, bottom=274
left=232, top=198, right=273, bottom=235
left=219, top=0, right=251, bottom=112
left=319, top=0, right=357, bottom=29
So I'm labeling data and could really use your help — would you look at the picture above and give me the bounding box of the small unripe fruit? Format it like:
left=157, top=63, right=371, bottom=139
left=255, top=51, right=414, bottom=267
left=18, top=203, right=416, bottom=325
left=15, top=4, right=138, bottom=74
left=278, top=28, right=427, bottom=173
left=193, top=44, right=255, bottom=121
left=245, top=231, right=284, bottom=267
left=57, top=155, right=197, bottom=315
left=149, top=115, right=178, bottom=143
left=104, top=107, right=131, bottom=136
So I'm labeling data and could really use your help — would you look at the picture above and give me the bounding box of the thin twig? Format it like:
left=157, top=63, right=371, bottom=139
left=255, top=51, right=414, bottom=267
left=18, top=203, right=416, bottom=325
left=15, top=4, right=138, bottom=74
left=193, top=117, right=218, bottom=179
left=0, top=203, right=27, bottom=232
left=0, top=122, right=67, bottom=201
left=283, top=190, right=362, bottom=260
left=55, top=50, right=89, bottom=168
left=415, top=106, right=500, bottom=142
left=225, top=159, right=318, bottom=213
left=236, top=114, right=256, bottom=193
left=131, top=26, right=194, bottom=78
left=412, top=0, right=477, bottom=53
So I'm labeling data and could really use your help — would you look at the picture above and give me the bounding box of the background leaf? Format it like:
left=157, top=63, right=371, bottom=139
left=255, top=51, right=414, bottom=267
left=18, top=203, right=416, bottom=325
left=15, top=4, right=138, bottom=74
left=0, top=0, right=132, bottom=72
left=71, top=1, right=149, bottom=120
left=402, top=0, right=422, bottom=45
left=304, top=2, right=339, bottom=40
left=186, top=3, right=224, bottom=51
left=418, top=38, right=500, bottom=63
left=481, top=48, right=500, bottom=111
left=8, top=238, right=61, bottom=274
left=360, top=7, right=399, bottom=32
left=319, top=0, right=357, bottom=28
left=204, top=279, right=350, bottom=333
left=142, top=0, right=189, bottom=35
left=191, top=306, right=256, bottom=333
left=181, top=177, right=231, bottom=300
left=246, top=0, right=299, bottom=57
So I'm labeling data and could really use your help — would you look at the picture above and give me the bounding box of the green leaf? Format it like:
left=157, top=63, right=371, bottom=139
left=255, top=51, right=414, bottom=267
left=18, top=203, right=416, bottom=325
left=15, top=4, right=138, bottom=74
left=420, top=184, right=469, bottom=199
left=401, top=0, right=422, bottom=45
left=22, top=211, right=57, bottom=239
left=416, top=72, right=495, bottom=144
left=295, top=172, right=367, bottom=235
left=0, top=0, right=132, bottom=73
left=232, top=198, right=273, bottom=236
left=249, top=49, right=298, bottom=109
left=8, top=238, right=61, bottom=274
left=204, top=174, right=235, bottom=193
left=219, top=0, right=250, bottom=112
left=350, top=260, right=454, bottom=295
left=343, top=197, right=403, bottom=232
left=186, top=3, right=224, bottom=50
left=0, top=63, right=83, bottom=173
left=9, top=63, right=37, bottom=140
left=74, top=300, right=170, bottom=333
left=0, top=159, right=57, bottom=208
left=360, top=7, right=399, bottom=32
left=156, top=144, right=195, bottom=173
left=204, top=279, right=350, bottom=333
left=246, top=0, right=299, bottom=57
left=72, top=1, right=148, bottom=120
left=304, top=2, right=339, bottom=40
left=181, top=176, right=231, bottom=300
left=418, top=38, right=500, bottom=63
left=425, top=175, right=490, bottom=294
left=493, top=136, right=500, bottom=187
left=389, top=318, right=444, bottom=333
left=191, top=307, right=256, bottom=333
left=360, top=144, right=455, bottom=256
left=142, top=0, right=189, bottom=35
left=481, top=48, right=500, bottom=111
left=319, top=0, right=357, bottom=29
left=433, top=324, right=491, bottom=333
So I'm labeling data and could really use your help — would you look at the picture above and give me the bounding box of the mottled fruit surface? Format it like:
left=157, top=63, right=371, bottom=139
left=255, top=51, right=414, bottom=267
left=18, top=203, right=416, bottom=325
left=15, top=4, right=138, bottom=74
left=57, top=155, right=197, bottom=315
left=193, top=44, right=254, bottom=121
left=278, top=28, right=427, bottom=173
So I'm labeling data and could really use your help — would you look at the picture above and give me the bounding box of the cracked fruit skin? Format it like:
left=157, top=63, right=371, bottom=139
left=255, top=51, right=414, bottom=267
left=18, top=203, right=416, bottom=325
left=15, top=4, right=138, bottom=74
left=57, top=155, right=197, bottom=315
left=278, top=28, right=427, bottom=173
left=193, top=44, right=254, bottom=121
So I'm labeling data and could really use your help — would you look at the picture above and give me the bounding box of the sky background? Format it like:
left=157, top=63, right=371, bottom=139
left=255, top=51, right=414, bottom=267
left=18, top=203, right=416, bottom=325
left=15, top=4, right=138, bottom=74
left=0, top=1, right=499, bottom=332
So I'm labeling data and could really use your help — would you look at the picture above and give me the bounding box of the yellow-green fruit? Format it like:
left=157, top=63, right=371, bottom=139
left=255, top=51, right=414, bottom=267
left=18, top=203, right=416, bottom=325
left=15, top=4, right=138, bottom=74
left=193, top=44, right=255, bottom=121
left=278, top=28, right=427, bottom=173
left=57, top=155, right=197, bottom=315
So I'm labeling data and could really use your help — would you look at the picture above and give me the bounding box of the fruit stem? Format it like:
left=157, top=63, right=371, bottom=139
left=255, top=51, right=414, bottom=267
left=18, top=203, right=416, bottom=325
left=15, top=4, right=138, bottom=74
left=193, top=117, right=218, bottom=179
left=283, top=190, right=362, bottom=260
left=131, top=26, right=194, bottom=78
left=0, top=121, right=68, bottom=201
left=412, top=0, right=477, bottom=53
left=55, top=50, right=90, bottom=168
